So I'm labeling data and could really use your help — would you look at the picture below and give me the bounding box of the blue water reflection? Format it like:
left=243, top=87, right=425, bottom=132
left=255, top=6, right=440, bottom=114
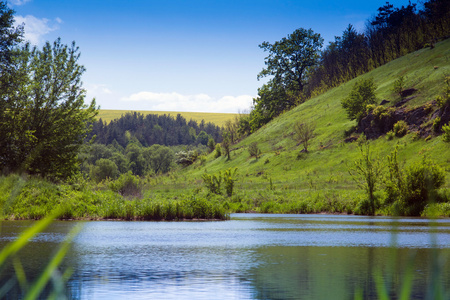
left=1, top=214, right=449, bottom=299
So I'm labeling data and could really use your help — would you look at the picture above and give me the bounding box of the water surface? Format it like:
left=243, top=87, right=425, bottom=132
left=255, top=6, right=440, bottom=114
left=1, top=214, right=449, bottom=299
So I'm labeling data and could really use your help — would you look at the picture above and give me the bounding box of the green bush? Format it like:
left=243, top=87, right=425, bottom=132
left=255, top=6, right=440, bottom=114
left=386, top=130, right=395, bottom=140
left=341, top=78, right=377, bottom=121
left=214, top=144, right=222, bottom=158
left=392, top=120, right=408, bottom=137
left=385, top=147, right=446, bottom=216
left=248, top=142, right=261, bottom=158
left=109, top=171, right=142, bottom=198
left=442, top=123, right=450, bottom=142
left=432, top=117, right=441, bottom=133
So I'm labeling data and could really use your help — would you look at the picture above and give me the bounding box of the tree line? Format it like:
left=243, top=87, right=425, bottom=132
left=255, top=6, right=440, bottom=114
left=87, top=112, right=222, bottom=148
left=247, top=0, right=449, bottom=132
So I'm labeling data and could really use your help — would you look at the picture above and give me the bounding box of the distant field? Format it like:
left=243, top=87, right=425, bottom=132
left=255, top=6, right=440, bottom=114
left=97, top=110, right=242, bottom=127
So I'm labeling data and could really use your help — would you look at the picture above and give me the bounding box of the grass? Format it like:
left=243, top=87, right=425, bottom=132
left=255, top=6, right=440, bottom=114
left=97, top=109, right=241, bottom=127
left=0, top=174, right=229, bottom=221
left=153, top=39, right=450, bottom=216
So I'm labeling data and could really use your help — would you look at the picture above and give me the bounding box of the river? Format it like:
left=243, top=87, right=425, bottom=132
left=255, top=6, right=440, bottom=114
left=1, top=214, right=449, bottom=299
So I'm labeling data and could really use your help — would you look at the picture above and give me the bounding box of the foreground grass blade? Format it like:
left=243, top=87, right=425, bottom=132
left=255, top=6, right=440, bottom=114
left=0, top=213, right=57, bottom=264
left=24, top=224, right=82, bottom=300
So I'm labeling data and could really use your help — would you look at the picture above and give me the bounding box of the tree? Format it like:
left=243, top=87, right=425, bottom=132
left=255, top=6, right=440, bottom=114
left=221, top=131, right=231, bottom=160
left=341, top=78, right=377, bottom=122
left=145, top=144, right=174, bottom=174
left=293, top=121, right=315, bottom=153
left=258, top=28, right=323, bottom=93
left=0, top=38, right=98, bottom=179
left=90, top=158, right=119, bottom=183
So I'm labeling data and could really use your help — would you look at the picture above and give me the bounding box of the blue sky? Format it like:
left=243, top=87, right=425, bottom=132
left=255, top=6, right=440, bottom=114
left=11, top=0, right=410, bottom=113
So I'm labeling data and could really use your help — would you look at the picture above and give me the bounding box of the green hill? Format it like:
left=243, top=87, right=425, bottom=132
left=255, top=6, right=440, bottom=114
left=155, top=39, right=450, bottom=216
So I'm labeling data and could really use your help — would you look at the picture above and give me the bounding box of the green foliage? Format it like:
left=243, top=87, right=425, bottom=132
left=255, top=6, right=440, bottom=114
left=196, top=131, right=209, bottom=146
left=258, top=27, right=323, bottom=93
left=223, top=168, right=238, bottom=197
left=0, top=39, right=98, bottom=179
left=214, top=144, right=222, bottom=158
left=175, top=150, right=198, bottom=167
left=145, top=144, right=174, bottom=173
left=202, top=172, right=222, bottom=195
left=432, top=117, right=441, bottom=133
left=207, top=138, right=215, bottom=152
left=384, top=147, right=446, bottom=216
left=348, top=141, right=383, bottom=215
left=248, top=142, right=261, bottom=158
left=109, top=171, right=142, bottom=199
left=221, top=131, right=231, bottom=160
left=442, top=123, right=450, bottom=142
left=436, top=76, right=450, bottom=108
left=392, top=120, right=408, bottom=137
left=90, top=158, right=119, bottom=183
left=341, top=78, right=377, bottom=121
left=293, top=121, right=315, bottom=152
left=392, top=75, right=406, bottom=100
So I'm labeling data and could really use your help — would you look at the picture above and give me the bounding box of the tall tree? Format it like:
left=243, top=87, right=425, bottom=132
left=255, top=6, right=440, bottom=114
left=257, top=28, right=323, bottom=93
left=0, top=38, right=98, bottom=179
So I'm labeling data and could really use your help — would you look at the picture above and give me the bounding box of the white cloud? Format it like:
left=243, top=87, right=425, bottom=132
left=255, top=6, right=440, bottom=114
left=87, top=84, right=113, bottom=96
left=121, top=92, right=254, bottom=113
left=9, top=0, right=31, bottom=6
left=14, top=15, right=61, bottom=45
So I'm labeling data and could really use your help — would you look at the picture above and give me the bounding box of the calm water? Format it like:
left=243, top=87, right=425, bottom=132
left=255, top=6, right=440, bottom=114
left=1, top=214, right=449, bottom=299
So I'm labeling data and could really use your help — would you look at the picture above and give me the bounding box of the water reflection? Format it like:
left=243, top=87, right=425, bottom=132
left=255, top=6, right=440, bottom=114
left=0, top=214, right=449, bottom=299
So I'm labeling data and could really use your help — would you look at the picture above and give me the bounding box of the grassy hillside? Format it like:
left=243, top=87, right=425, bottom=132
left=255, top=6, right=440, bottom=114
left=97, top=110, right=240, bottom=127
left=153, top=39, right=450, bottom=215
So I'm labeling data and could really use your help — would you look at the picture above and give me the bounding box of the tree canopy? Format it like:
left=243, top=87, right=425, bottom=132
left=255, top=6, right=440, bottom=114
left=258, top=28, right=323, bottom=93
left=0, top=35, right=98, bottom=179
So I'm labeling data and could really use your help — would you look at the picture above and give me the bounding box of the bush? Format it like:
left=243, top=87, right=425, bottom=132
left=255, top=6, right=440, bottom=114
left=341, top=78, right=377, bottom=121
left=442, top=123, right=450, bottom=142
left=90, top=158, right=119, bottom=183
left=432, top=117, right=441, bottom=133
left=392, top=120, right=408, bottom=137
left=385, top=147, right=446, bottom=216
left=386, top=130, right=395, bottom=140
left=214, top=144, right=222, bottom=158
left=248, top=142, right=261, bottom=158
left=109, top=171, right=142, bottom=198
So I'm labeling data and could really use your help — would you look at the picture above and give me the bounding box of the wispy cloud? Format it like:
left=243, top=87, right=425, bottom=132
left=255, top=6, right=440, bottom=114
left=9, top=0, right=32, bottom=6
left=122, top=92, right=254, bottom=113
left=14, top=15, right=61, bottom=45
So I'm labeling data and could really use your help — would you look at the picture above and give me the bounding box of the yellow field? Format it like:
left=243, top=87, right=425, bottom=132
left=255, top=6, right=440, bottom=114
left=97, top=110, right=242, bottom=127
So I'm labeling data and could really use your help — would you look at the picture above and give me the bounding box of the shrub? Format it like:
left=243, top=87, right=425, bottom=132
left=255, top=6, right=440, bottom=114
left=341, top=78, right=377, bottom=121
left=442, top=123, right=450, bottom=142
left=214, top=144, right=222, bottom=158
left=90, top=158, right=119, bottom=183
left=384, top=147, right=446, bottom=216
left=392, top=120, right=408, bottom=137
left=432, top=117, right=441, bottom=133
left=386, top=130, right=395, bottom=140
left=109, top=171, right=142, bottom=198
left=392, top=75, right=406, bottom=100
left=223, top=168, right=238, bottom=197
left=202, top=172, right=222, bottom=195
left=174, top=150, right=198, bottom=167
left=248, top=142, right=261, bottom=158
left=207, top=138, right=215, bottom=153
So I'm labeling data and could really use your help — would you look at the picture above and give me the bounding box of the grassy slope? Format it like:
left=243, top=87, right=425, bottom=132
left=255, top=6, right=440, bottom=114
left=158, top=39, right=450, bottom=213
left=97, top=110, right=240, bottom=127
